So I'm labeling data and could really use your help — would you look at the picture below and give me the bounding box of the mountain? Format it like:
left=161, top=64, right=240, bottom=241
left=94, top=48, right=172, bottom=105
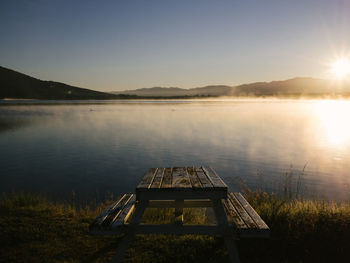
left=112, top=78, right=350, bottom=97
left=0, top=66, right=132, bottom=100
left=233, top=77, right=347, bottom=96
left=111, top=85, right=234, bottom=97
left=2, top=65, right=349, bottom=99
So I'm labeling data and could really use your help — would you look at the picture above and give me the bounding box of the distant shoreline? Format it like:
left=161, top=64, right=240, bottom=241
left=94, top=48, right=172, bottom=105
left=2, top=66, right=350, bottom=101
left=1, top=94, right=350, bottom=103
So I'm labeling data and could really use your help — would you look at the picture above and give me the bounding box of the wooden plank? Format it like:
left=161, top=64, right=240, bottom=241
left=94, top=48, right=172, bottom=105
left=212, top=199, right=230, bottom=226
left=228, top=193, right=257, bottom=229
left=91, top=194, right=127, bottom=226
left=186, top=166, right=202, bottom=188
left=172, top=167, right=191, bottom=188
left=234, top=193, right=269, bottom=230
left=211, top=197, right=244, bottom=262
left=111, top=194, right=136, bottom=227
left=101, top=194, right=133, bottom=227
left=222, top=199, right=248, bottom=229
left=137, top=168, right=157, bottom=189
left=195, top=167, right=213, bottom=188
left=202, top=166, right=227, bottom=188
left=174, top=200, right=184, bottom=225
left=161, top=167, right=172, bottom=188
left=151, top=168, right=164, bottom=188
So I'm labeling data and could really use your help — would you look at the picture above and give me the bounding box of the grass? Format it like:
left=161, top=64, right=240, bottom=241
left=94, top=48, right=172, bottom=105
left=1, top=188, right=350, bottom=262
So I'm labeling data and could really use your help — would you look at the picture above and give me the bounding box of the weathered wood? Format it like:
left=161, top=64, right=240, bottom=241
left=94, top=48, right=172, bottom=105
left=172, top=167, right=191, bottom=188
left=212, top=199, right=241, bottom=263
left=212, top=199, right=229, bottom=225
left=148, top=168, right=159, bottom=188
left=137, top=168, right=157, bottom=189
left=233, top=193, right=269, bottom=230
left=174, top=200, right=184, bottom=225
left=91, top=194, right=127, bottom=226
left=195, top=167, right=213, bottom=188
left=110, top=194, right=135, bottom=226
left=161, top=167, right=172, bottom=188
left=222, top=198, right=247, bottom=229
left=111, top=194, right=136, bottom=227
left=93, top=167, right=270, bottom=263
left=101, top=194, right=134, bottom=227
left=151, top=168, right=164, bottom=188
left=228, top=193, right=257, bottom=229
left=136, top=167, right=227, bottom=200
left=187, top=166, right=202, bottom=188
left=129, top=200, right=148, bottom=225
left=202, top=166, right=227, bottom=188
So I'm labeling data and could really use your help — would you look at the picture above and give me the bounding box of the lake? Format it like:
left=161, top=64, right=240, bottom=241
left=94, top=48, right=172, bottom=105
left=1, top=99, right=350, bottom=202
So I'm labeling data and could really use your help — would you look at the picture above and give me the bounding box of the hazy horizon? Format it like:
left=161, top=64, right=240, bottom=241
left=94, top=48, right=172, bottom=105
left=1, top=0, right=350, bottom=91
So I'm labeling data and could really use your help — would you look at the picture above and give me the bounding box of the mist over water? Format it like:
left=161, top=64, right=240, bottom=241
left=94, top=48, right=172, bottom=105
left=1, top=99, right=350, bottom=202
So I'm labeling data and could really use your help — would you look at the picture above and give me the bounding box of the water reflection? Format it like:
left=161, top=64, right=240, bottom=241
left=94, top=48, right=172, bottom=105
left=0, top=100, right=350, bottom=202
left=0, top=117, right=31, bottom=134
left=312, top=100, right=350, bottom=147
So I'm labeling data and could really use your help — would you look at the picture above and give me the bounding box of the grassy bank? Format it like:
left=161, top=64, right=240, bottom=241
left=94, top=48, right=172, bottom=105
left=1, top=192, right=350, bottom=262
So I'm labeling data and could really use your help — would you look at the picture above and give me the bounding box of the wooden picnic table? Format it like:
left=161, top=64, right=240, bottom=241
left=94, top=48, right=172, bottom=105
left=90, top=166, right=269, bottom=263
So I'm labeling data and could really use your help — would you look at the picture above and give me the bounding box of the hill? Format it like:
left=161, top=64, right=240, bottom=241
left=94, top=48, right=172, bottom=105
left=112, top=78, right=350, bottom=98
left=233, top=77, right=348, bottom=96
left=0, top=66, right=130, bottom=100
left=2, top=65, right=350, bottom=99
left=111, top=85, right=234, bottom=97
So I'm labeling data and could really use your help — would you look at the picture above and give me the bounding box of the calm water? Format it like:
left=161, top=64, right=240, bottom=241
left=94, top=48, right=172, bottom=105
left=1, top=99, right=350, bottom=201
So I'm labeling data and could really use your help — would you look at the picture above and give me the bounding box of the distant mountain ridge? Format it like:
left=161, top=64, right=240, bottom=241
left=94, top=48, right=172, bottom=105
left=1, top=65, right=350, bottom=99
left=0, top=66, right=131, bottom=100
left=112, top=85, right=233, bottom=97
left=112, top=77, right=350, bottom=97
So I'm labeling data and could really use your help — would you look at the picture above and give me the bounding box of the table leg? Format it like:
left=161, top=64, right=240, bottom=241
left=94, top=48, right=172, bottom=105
left=112, top=200, right=148, bottom=263
left=174, top=200, right=184, bottom=226
left=212, top=199, right=241, bottom=263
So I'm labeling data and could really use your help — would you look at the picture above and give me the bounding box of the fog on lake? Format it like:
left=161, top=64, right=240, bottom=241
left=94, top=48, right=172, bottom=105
left=1, top=99, right=350, bottom=202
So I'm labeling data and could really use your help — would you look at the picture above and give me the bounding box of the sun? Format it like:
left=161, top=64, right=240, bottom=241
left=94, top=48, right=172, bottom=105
left=331, top=58, right=350, bottom=79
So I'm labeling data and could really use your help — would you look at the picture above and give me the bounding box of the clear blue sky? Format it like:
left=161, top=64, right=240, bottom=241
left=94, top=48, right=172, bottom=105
left=1, top=0, right=349, bottom=91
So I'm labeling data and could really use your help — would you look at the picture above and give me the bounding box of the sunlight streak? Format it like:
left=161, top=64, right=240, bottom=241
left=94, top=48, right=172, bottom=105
left=313, top=100, right=350, bottom=147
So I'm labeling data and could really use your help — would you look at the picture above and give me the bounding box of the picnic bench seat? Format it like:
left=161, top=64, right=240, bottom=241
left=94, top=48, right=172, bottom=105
left=90, top=193, right=136, bottom=235
left=90, top=192, right=269, bottom=238
left=222, top=192, right=269, bottom=238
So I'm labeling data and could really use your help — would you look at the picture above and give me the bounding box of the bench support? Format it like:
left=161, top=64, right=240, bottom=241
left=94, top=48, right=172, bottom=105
left=174, top=200, right=184, bottom=225
left=112, top=200, right=148, bottom=263
left=212, top=199, right=241, bottom=263
left=112, top=199, right=241, bottom=263
left=94, top=192, right=270, bottom=263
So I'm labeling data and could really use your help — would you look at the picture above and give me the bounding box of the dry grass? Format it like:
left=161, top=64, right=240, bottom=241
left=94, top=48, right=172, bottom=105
left=1, top=187, right=350, bottom=262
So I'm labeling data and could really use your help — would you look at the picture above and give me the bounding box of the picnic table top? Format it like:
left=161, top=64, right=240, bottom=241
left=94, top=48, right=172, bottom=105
left=136, top=166, right=228, bottom=200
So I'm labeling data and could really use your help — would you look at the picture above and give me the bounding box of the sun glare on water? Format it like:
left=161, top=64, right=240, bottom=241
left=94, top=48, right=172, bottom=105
left=331, top=58, right=350, bottom=79
left=313, top=100, right=350, bottom=147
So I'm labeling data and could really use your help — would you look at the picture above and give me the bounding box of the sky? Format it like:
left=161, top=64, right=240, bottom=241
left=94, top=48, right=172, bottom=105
left=1, top=0, right=350, bottom=91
